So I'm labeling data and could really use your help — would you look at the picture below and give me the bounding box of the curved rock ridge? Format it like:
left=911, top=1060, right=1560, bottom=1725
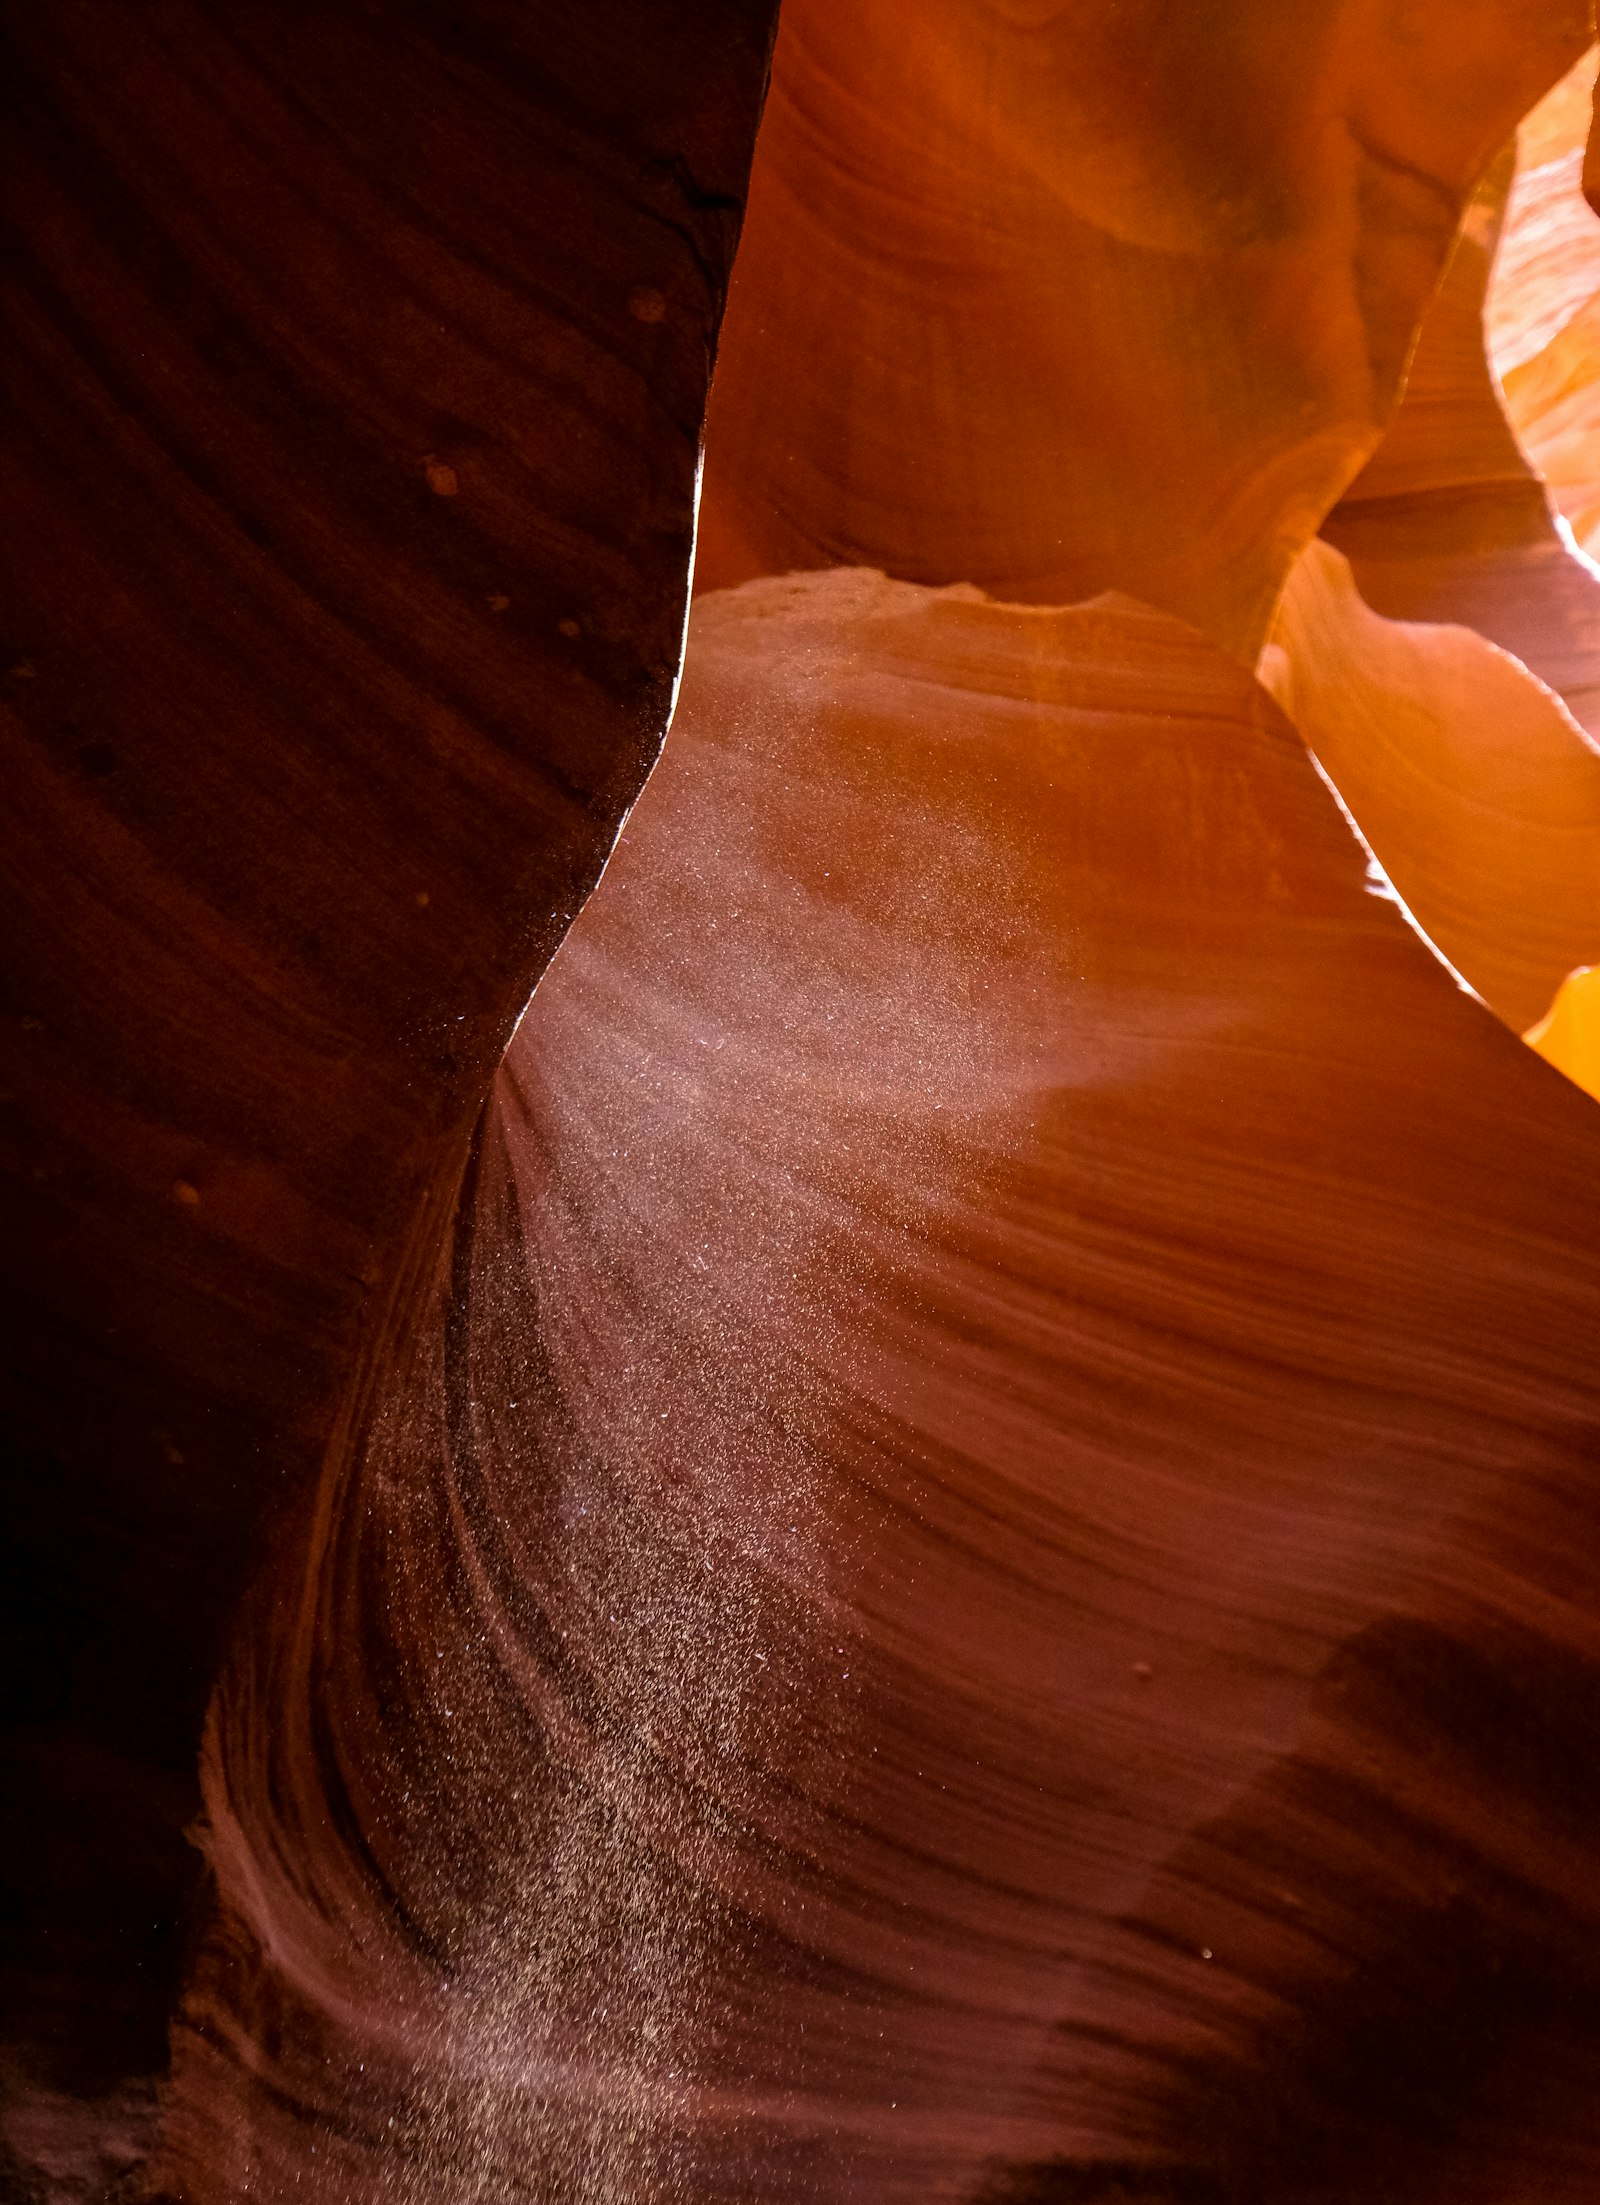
left=1495, top=46, right=1600, bottom=561
left=1488, top=47, right=1600, bottom=379
left=1263, top=537, right=1600, bottom=1034
left=695, top=0, right=1592, bottom=666
left=1528, top=962, right=1600, bottom=1099
left=1503, top=301, right=1600, bottom=562
left=14, top=0, right=1600, bottom=2189
left=1318, top=88, right=1600, bottom=735
left=165, top=570, right=1600, bottom=2202
left=0, top=0, right=778, bottom=2148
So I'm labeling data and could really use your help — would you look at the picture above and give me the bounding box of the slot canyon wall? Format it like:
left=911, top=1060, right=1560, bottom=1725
left=7, top=3, right=1600, bottom=2202
left=0, top=0, right=779, bottom=2190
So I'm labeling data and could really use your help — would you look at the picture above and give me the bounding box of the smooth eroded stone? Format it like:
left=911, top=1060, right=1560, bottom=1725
left=1527, top=961, right=1600, bottom=1100
left=1264, top=537, right=1600, bottom=1033
left=174, top=570, right=1600, bottom=2202
left=1321, top=56, right=1600, bottom=733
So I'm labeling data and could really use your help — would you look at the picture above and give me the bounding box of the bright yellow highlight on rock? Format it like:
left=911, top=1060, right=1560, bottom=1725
left=1526, top=964, right=1600, bottom=1101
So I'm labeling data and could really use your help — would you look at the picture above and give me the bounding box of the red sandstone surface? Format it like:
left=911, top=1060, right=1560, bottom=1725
left=5, top=4, right=1600, bottom=2201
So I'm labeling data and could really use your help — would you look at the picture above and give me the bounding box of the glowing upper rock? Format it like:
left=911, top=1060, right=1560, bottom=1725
left=1527, top=961, right=1600, bottom=1099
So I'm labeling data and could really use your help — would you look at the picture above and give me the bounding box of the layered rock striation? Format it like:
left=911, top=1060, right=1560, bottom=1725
left=176, top=570, right=1600, bottom=2200
left=9, top=2, right=1600, bottom=2200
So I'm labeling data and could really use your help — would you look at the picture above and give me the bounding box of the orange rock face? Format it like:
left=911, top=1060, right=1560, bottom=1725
left=0, top=0, right=778, bottom=2173
left=1528, top=960, right=1600, bottom=1095
left=696, top=0, right=1591, bottom=662
left=1498, top=50, right=1600, bottom=559
left=177, top=571, right=1600, bottom=2200
left=1320, top=54, right=1600, bottom=732
left=1263, top=538, right=1600, bottom=1032
left=16, top=2, right=1600, bottom=2200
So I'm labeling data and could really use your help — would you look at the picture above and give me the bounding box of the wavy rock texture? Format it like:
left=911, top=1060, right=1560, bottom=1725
left=1488, top=48, right=1600, bottom=379
left=1269, top=59, right=1600, bottom=1074
left=1263, top=538, right=1600, bottom=1032
left=694, top=0, right=1592, bottom=663
left=1504, top=298, right=1600, bottom=554
left=1318, top=63, right=1600, bottom=735
left=1275, top=49, right=1600, bottom=1095
left=177, top=571, right=1600, bottom=2203
left=12, top=0, right=1600, bottom=2198
left=1496, top=47, right=1600, bottom=557
left=0, top=0, right=776, bottom=2178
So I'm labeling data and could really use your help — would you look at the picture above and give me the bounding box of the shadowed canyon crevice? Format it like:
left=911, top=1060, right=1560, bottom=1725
left=0, top=0, right=778, bottom=2182
left=7, top=3, right=1600, bottom=2201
